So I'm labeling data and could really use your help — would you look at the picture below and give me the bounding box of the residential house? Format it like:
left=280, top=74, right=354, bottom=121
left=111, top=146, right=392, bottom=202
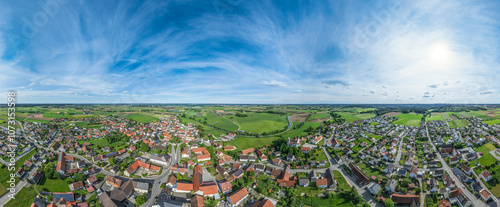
left=367, top=182, right=381, bottom=195
left=385, top=179, right=397, bottom=194
left=227, top=188, right=249, bottom=207
left=481, top=170, right=492, bottom=182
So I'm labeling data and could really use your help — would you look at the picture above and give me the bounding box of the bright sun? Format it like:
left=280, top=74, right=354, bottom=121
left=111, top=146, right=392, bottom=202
left=429, top=43, right=450, bottom=62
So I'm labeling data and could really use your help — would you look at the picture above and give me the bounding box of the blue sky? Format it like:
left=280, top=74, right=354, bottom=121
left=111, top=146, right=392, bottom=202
left=1, top=0, right=499, bottom=103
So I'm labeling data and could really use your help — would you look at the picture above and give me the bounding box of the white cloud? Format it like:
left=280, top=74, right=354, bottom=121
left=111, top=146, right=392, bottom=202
left=262, top=80, right=287, bottom=87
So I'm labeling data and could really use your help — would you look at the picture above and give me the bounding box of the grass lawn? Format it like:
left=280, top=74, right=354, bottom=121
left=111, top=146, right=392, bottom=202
left=225, top=137, right=280, bottom=151
left=74, top=121, right=102, bottom=128
left=490, top=184, right=500, bottom=198
left=370, top=122, right=379, bottom=126
left=310, top=149, right=327, bottom=161
left=77, top=138, right=128, bottom=149
left=36, top=177, right=71, bottom=192
left=296, top=183, right=323, bottom=197
left=478, top=154, right=497, bottom=167
left=357, top=162, right=382, bottom=179
left=333, top=170, right=350, bottom=190
left=299, top=193, right=354, bottom=206
left=230, top=112, right=288, bottom=133
left=476, top=143, right=496, bottom=154
left=365, top=133, right=381, bottom=140
left=0, top=182, right=6, bottom=197
left=124, top=113, right=159, bottom=123
left=5, top=187, right=37, bottom=207
left=393, top=113, right=422, bottom=126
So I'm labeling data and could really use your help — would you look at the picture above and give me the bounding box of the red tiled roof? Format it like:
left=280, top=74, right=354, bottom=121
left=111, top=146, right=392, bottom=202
left=228, top=188, right=249, bottom=205
left=316, top=178, right=328, bottom=186
left=200, top=184, right=219, bottom=195
left=176, top=182, right=193, bottom=191
left=390, top=194, right=419, bottom=204
left=251, top=199, right=275, bottom=207
left=241, top=148, right=255, bottom=155
left=219, top=181, right=232, bottom=192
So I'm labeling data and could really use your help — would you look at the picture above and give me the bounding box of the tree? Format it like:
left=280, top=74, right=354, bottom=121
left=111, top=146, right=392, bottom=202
left=108, top=157, right=116, bottom=165
left=136, top=195, right=147, bottom=206
left=74, top=173, right=86, bottom=182
left=384, top=199, right=394, bottom=207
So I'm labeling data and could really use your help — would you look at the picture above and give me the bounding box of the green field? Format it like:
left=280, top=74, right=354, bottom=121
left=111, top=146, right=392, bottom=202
left=353, top=107, right=377, bottom=112
left=298, top=192, right=354, bottom=206
left=43, top=112, right=74, bottom=118
left=393, top=113, right=423, bottom=126
left=73, top=121, right=103, bottom=128
left=455, top=111, right=494, bottom=120
left=77, top=138, right=128, bottom=149
left=202, top=114, right=239, bottom=131
left=124, top=114, right=159, bottom=123
left=307, top=113, right=330, bottom=122
left=177, top=116, right=227, bottom=138
left=281, top=122, right=321, bottom=138
left=485, top=119, right=500, bottom=125
left=23, top=118, right=51, bottom=123
left=448, top=119, right=469, bottom=128
left=365, top=133, right=381, bottom=140
left=225, top=137, right=280, bottom=151
left=478, top=154, right=497, bottom=167
left=476, top=143, right=496, bottom=154
left=230, top=113, right=288, bottom=133
left=336, top=112, right=375, bottom=123
left=5, top=187, right=37, bottom=207
left=426, top=114, right=443, bottom=121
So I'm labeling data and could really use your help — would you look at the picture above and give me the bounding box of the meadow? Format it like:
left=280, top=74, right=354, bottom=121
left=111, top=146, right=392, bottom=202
left=225, top=136, right=280, bottom=150
left=393, top=113, right=423, bottom=126
left=280, top=122, right=321, bottom=138
left=230, top=112, right=288, bottom=133
left=307, top=112, right=330, bottom=122
left=204, top=114, right=239, bottom=131
left=333, top=170, right=351, bottom=190
left=336, top=112, right=376, bottom=123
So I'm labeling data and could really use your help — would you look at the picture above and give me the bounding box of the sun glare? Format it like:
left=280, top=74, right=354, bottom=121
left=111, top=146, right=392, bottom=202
left=429, top=43, right=450, bottom=62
